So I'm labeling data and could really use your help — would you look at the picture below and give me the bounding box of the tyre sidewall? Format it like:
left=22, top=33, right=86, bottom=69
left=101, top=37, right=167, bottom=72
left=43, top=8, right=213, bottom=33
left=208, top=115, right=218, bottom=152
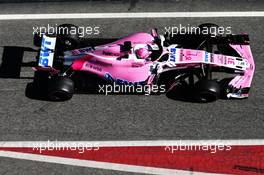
left=195, top=80, right=220, bottom=102
left=48, top=76, right=74, bottom=101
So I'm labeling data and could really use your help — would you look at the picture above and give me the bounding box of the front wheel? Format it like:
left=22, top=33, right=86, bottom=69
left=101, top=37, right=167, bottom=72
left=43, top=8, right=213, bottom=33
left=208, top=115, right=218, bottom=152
left=194, top=80, right=220, bottom=103
left=48, top=76, right=74, bottom=101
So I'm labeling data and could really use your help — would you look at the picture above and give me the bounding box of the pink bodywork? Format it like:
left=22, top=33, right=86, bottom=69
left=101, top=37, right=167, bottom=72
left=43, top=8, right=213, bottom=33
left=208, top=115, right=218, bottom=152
left=165, top=43, right=255, bottom=97
left=63, top=32, right=254, bottom=97
left=229, top=44, right=255, bottom=92
left=70, top=32, right=155, bottom=83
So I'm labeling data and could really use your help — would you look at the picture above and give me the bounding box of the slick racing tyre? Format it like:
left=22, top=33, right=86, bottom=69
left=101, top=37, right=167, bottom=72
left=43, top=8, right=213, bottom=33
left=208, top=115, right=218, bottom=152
left=194, top=80, right=220, bottom=103
left=57, top=24, right=80, bottom=50
left=33, top=71, right=50, bottom=86
left=48, top=76, right=74, bottom=101
left=26, top=71, right=50, bottom=100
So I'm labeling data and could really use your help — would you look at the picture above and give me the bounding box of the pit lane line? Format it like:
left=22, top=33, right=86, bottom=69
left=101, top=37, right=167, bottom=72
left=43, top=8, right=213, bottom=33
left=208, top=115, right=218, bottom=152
left=0, top=11, right=264, bottom=20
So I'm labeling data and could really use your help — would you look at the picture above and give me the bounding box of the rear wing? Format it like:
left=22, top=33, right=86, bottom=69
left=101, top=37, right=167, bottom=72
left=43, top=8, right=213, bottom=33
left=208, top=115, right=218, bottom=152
left=38, top=35, right=57, bottom=67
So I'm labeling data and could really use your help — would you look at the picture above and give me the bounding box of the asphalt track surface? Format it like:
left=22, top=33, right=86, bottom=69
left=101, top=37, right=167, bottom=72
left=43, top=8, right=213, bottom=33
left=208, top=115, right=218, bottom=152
left=0, top=0, right=264, bottom=174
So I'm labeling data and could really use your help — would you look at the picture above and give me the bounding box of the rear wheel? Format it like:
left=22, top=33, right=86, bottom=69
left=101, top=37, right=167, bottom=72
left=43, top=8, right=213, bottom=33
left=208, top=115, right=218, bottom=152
left=32, top=71, right=50, bottom=93
left=48, top=76, right=74, bottom=101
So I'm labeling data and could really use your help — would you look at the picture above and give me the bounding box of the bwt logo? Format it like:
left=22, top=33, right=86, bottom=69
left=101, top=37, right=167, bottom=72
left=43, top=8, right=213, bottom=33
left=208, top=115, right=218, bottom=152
left=39, top=38, right=53, bottom=67
left=170, top=48, right=176, bottom=62
left=205, top=52, right=209, bottom=62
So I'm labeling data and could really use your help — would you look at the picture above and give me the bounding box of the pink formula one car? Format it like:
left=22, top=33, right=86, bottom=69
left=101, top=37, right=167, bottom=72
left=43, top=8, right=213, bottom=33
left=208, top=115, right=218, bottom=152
left=28, top=23, right=255, bottom=102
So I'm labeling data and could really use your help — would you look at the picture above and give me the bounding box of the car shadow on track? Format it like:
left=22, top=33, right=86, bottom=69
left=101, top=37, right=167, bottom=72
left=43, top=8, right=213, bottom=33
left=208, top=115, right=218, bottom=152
left=0, top=38, right=117, bottom=79
left=0, top=46, right=37, bottom=79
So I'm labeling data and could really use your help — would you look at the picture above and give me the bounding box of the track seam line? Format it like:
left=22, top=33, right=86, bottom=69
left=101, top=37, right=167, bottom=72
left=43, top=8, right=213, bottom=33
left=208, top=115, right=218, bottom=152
left=0, top=11, right=264, bottom=20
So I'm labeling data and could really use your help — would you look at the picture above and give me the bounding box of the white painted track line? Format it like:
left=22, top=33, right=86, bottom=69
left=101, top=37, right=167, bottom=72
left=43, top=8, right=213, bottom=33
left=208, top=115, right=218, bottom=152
left=0, top=139, right=264, bottom=147
left=0, top=11, right=264, bottom=20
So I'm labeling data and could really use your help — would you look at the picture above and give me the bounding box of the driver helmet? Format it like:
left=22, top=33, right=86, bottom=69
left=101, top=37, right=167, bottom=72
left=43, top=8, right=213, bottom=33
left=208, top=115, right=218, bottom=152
left=135, top=47, right=151, bottom=59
